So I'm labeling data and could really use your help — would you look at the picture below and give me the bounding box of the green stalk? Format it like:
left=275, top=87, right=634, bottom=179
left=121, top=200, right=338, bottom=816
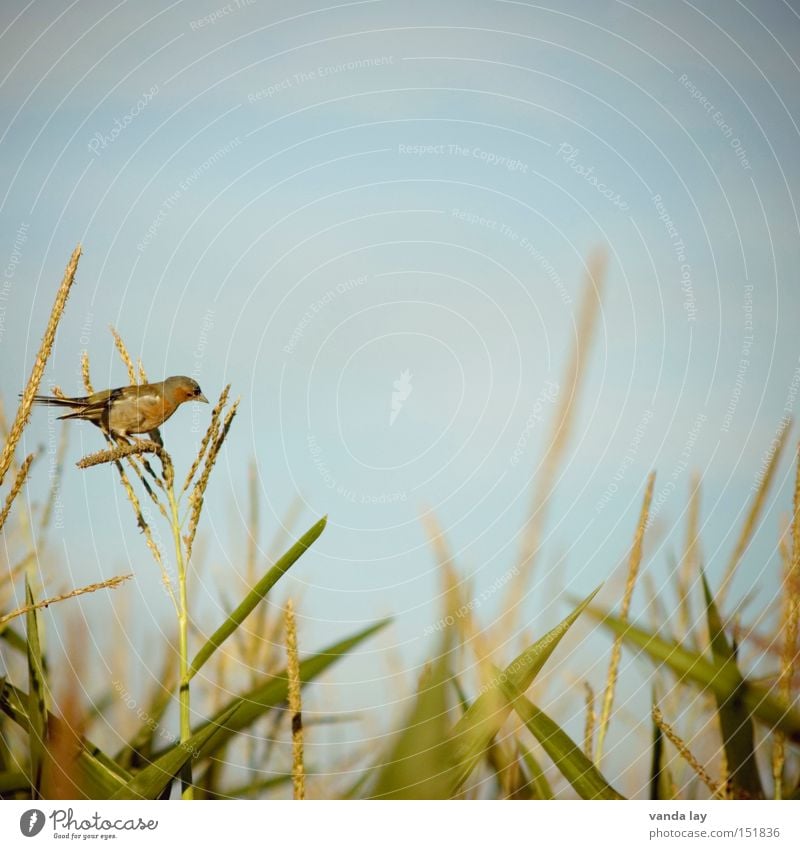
left=167, top=485, right=193, bottom=800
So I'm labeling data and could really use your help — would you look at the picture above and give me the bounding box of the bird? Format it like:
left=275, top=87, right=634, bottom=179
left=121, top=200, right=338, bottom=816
left=29, top=376, right=208, bottom=439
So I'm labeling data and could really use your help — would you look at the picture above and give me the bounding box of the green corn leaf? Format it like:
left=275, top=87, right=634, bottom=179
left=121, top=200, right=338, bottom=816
left=115, top=656, right=176, bottom=769
left=448, top=585, right=602, bottom=793
left=341, top=770, right=372, bottom=800
left=111, top=703, right=240, bottom=800
left=154, top=619, right=390, bottom=762
left=0, top=768, right=30, bottom=794
left=189, top=516, right=327, bottom=679
left=370, top=571, right=461, bottom=800
left=0, top=679, right=129, bottom=798
left=370, top=653, right=456, bottom=799
left=0, top=625, right=27, bottom=655
left=650, top=694, right=663, bottom=801
left=519, top=743, right=554, bottom=799
left=82, top=742, right=131, bottom=784
left=25, top=578, right=47, bottom=797
left=194, top=758, right=223, bottom=800
left=501, top=680, right=624, bottom=800
left=586, top=605, right=800, bottom=742
left=451, top=675, right=471, bottom=716
left=0, top=689, right=9, bottom=772
left=202, top=773, right=293, bottom=800
left=701, top=571, right=764, bottom=798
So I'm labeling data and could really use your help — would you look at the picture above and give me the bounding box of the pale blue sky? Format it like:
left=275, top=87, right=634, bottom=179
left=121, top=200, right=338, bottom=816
left=2, top=0, right=800, bottom=793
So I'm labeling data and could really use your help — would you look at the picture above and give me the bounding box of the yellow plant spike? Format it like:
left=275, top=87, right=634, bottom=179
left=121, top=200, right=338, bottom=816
left=652, top=707, right=722, bottom=798
left=81, top=350, right=94, bottom=394
left=109, top=325, right=137, bottom=385
left=0, top=453, right=34, bottom=535
left=285, top=599, right=305, bottom=800
left=0, top=246, right=81, bottom=487
left=595, top=471, right=655, bottom=765
left=720, top=418, right=792, bottom=602
left=0, top=574, right=132, bottom=628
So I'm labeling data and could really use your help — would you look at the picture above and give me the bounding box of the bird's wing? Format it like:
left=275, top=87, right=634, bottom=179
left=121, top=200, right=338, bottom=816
left=80, top=386, right=127, bottom=410
left=56, top=387, right=122, bottom=414
left=106, top=385, right=168, bottom=434
left=50, top=387, right=130, bottom=426
left=30, top=386, right=124, bottom=409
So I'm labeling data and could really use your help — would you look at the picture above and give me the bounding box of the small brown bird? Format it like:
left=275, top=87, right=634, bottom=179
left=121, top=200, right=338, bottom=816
left=30, top=376, right=208, bottom=439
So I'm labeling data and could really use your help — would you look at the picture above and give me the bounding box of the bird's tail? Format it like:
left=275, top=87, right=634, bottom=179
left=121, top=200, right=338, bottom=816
left=27, top=394, right=87, bottom=408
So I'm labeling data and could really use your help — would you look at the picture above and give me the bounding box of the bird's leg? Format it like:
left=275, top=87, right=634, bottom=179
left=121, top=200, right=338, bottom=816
left=108, top=431, right=166, bottom=500
left=132, top=435, right=168, bottom=491
left=138, top=429, right=170, bottom=486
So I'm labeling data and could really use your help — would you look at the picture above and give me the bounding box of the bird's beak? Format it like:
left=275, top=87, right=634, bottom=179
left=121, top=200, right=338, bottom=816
left=197, top=393, right=209, bottom=404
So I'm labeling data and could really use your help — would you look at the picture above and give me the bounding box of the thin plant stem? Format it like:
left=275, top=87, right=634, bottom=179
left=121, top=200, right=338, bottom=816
left=167, top=481, right=193, bottom=800
left=595, top=471, right=655, bottom=766
left=583, top=682, right=596, bottom=758
left=677, top=473, right=701, bottom=639
left=72, top=369, right=234, bottom=802
left=772, top=444, right=800, bottom=799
